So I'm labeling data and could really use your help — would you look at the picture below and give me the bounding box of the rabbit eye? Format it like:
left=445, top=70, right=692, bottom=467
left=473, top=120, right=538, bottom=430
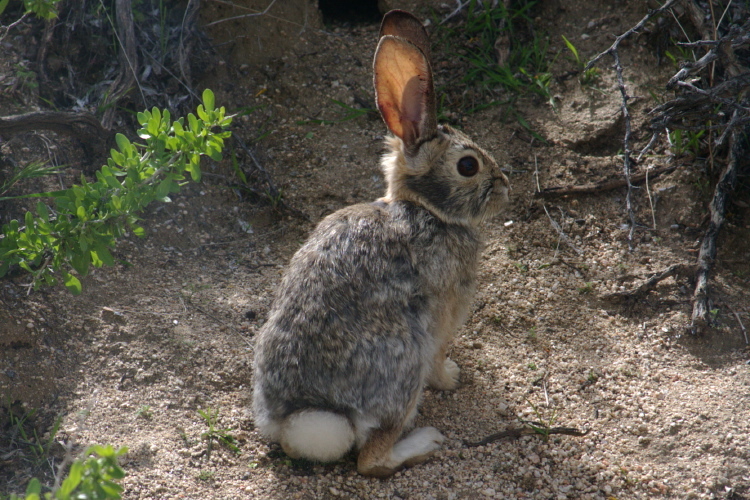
left=457, top=156, right=479, bottom=177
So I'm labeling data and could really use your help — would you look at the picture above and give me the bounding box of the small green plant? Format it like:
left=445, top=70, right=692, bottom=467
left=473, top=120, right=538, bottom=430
left=0, top=0, right=61, bottom=19
left=523, top=399, right=558, bottom=441
left=135, top=405, right=153, bottom=420
left=0, top=162, right=63, bottom=198
left=561, top=35, right=599, bottom=85
left=527, top=362, right=537, bottom=371
left=527, top=326, right=537, bottom=342
left=13, top=64, right=38, bottom=91
left=664, top=39, right=695, bottom=69
left=10, top=445, right=127, bottom=500
left=0, top=89, right=232, bottom=294
left=198, top=407, right=240, bottom=457
left=6, top=406, right=62, bottom=467
left=668, top=128, right=706, bottom=156
left=436, top=0, right=553, bottom=108
left=513, top=261, right=528, bottom=273
left=578, top=282, right=594, bottom=294
left=196, top=470, right=214, bottom=482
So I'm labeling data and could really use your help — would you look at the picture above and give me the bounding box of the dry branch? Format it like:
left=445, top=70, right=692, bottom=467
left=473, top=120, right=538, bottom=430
left=691, top=125, right=746, bottom=331
left=466, top=423, right=589, bottom=447
left=585, top=0, right=679, bottom=251
left=0, top=111, right=110, bottom=158
left=536, top=165, right=677, bottom=198
left=601, top=263, right=696, bottom=304
left=668, top=20, right=750, bottom=89
left=102, top=0, right=140, bottom=129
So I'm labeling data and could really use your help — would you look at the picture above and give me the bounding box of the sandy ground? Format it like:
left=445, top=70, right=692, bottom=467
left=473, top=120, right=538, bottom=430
left=2, top=1, right=749, bottom=499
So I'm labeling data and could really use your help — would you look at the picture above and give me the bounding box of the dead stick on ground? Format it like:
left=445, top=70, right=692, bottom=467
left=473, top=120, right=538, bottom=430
left=691, top=123, right=744, bottom=331
left=585, top=0, right=680, bottom=251
left=535, top=165, right=676, bottom=198
left=601, top=263, right=696, bottom=304
left=0, top=110, right=110, bottom=160
left=732, top=310, right=749, bottom=345
left=466, top=423, right=590, bottom=447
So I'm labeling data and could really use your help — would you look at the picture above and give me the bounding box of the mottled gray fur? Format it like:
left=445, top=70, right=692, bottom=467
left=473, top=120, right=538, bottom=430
left=252, top=9, right=510, bottom=476
left=254, top=200, right=479, bottom=432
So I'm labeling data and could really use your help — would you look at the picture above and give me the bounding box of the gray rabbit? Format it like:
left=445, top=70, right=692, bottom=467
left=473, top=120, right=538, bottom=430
left=253, top=10, right=510, bottom=477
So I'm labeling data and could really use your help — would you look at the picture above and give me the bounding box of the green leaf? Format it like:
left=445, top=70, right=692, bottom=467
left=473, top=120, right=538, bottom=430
left=173, top=120, right=184, bottom=136
left=59, top=460, right=82, bottom=497
left=36, top=202, right=49, bottom=222
left=188, top=155, right=202, bottom=181
left=131, top=225, right=145, bottom=237
left=202, top=88, right=215, bottom=111
left=62, top=271, right=82, bottom=295
left=207, top=147, right=222, bottom=162
left=92, top=242, right=115, bottom=267
left=0, top=0, right=10, bottom=17
left=111, top=149, right=126, bottom=167
left=115, top=133, right=130, bottom=153
left=71, top=250, right=90, bottom=276
left=196, top=104, right=208, bottom=122
left=25, top=210, right=34, bottom=229
left=155, top=178, right=172, bottom=200
left=187, top=113, right=199, bottom=133
left=25, top=478, right=42, bottom=496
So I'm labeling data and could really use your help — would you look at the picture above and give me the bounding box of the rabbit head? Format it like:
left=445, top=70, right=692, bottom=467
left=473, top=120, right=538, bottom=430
left=374, top=11, right=510, bottom=226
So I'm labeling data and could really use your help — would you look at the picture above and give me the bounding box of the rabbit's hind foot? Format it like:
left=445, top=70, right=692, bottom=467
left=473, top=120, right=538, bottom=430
left=280, top=410, right=355, bottom=462
left=427, top=357, right=461, bottom=391
left=357, top=426, right=445, bottom=478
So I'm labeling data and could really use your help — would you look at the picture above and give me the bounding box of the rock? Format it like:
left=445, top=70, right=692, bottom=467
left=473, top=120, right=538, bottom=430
left=101, top=307, right=127, bottom=325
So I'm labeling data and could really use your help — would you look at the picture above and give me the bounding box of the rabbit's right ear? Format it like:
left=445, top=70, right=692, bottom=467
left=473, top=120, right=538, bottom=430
left=379, top=10, right=431, bottom=59
left=374, top=35, right=437, bottom=150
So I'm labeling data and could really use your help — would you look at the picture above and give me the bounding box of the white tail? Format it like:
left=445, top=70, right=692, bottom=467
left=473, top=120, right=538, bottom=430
left=280, top=410, right=355, bottom=462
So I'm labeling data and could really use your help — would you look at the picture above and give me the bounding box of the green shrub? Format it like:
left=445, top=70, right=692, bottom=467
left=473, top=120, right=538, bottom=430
left=0, top=89, right=232, bottom=294
left=11, top=445, right=128, bottom=500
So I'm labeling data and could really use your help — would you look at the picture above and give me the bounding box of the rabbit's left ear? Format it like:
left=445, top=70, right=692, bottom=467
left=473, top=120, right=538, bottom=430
left=374, top=35, right=437, bottom=150
left=379, top=10, right=430, bottom=59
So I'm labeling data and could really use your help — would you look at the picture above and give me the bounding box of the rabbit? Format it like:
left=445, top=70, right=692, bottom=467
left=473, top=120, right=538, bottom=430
left=252, top=9, right=510, bottom=478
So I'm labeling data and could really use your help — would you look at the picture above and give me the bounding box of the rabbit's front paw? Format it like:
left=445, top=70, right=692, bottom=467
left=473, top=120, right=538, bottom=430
left=427, top=358, right=460, bottom=391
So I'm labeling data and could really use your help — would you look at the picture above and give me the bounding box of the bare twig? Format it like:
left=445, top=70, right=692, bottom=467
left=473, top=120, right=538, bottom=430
left=0, top=12, right=30, bottom=43
left=536, top=164, right=676, bottom=198
left=585, top=0, right=680, bottom=72
left=100, top=0, right=144, bottom=129
left=691, top=124, right=745, bottom=331
left=585, top=0, right=679, bottom=250
left=601, top=263, right=696, bottom=304
left=0, top=111, right=110, bottom=161
left=543, top=205, right=583, bottom=256
left=466, top=423, right=589, bottom=447
left=440, top=0, right=470, bottom=25
left=202, top=0, right=280, bottom=27
left=668, top=21, right=750, bottom=89
left=732, top=310, right=749, bottom=345
left=636, top=131, right=662, bottom=162
left=533, top=155, right=582, bottom=256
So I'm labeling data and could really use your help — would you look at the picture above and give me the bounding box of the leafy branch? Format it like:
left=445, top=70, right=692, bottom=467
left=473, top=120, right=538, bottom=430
left=0, top=88, right=232, bottom=294
left=12, top=445, right=128, bottom=500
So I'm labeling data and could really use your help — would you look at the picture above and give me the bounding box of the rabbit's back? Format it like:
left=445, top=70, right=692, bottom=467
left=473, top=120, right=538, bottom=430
left=253, top=200, right=480, bottom=427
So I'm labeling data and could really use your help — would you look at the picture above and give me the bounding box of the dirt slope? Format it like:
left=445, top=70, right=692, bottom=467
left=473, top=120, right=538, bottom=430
left=1, top=1, right=749, bottom=499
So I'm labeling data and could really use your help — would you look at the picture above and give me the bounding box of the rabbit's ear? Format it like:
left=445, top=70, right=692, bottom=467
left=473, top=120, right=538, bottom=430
left=379, top=10, right=430, bottom=59
left=374, top=35, right=437, bottom=150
